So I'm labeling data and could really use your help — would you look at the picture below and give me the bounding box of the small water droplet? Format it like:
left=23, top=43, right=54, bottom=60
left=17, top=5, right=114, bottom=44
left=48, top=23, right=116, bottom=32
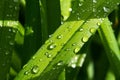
left=8, top=28, right=12, bottom=32
left=79, top=3, right=83, bottom=6
left=48, top=43, right=56, bottom=50
left=82, top=36, right=89, bottom=43
left=57, top=34, right=63, bottom=39
left=103, top=7, right=110, bottom=13
left=24, top=71, right=29, bottom=75
left=72, top=43, right=76, bottom=46
left=65, top=48, right=71, bottom=51
left=79, top=28, right=83, bottom=32
left=57, top=61, right=63, bottom=66
left=32, top=56, right=36, bottom=60
left=97, top=22, right=101, bottom=26
left=90, top=28, right=96, bottom=34
left=31, top=65, right=39, bottom=74
left=49, top=34, right=52, bottom=38
left=44, top=52, right=52, bottom=58
left=69, top=8, right=72, bottom=12
left=71, top=64, right=76, bottom=68
left=5, top=51, right=9, bottom=55
left=9, top=41, right=14, bottom=46
left=74, top=47, right=80, bottom=53
left=39, top=59, right=43, bottom=62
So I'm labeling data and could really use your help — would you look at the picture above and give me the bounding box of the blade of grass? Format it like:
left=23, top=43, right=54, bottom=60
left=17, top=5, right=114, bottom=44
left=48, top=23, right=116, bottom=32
left=14, top=0, right=120, bottom=80
left=98, top=18, right=120, bottom=78
left=0, top=27, right=17, bottom=80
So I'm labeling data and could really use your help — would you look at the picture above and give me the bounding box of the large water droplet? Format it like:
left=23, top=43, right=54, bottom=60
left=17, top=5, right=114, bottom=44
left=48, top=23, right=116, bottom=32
left=82, top=36, right=89, bottom=43
left=31, top=65, right=39, bottom=74
left=73, top=47, right=80, bottom=53
left=48, top=43, right=56, bottom=50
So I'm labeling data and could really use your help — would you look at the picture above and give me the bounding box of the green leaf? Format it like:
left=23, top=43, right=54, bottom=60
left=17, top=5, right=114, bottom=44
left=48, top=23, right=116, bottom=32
left=14, top=0, right=120, bottom=80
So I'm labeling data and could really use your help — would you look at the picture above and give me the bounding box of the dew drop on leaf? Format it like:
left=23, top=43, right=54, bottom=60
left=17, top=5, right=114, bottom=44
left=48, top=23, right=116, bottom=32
left=93, top=0, right=97, bottom=3
left=24, top=71, right=29, bottom=75
left=48, top=43, right=56, bottom=50
left=79, top=28, right=83, bottom=32
left=9, top=41, right=14, bottom=46
left=57, top=61, right=63, bottom=66
left=81, top=36, right=89, bottom=43
left=31, top=65, right=39, bottom=74
left=73, top=47, right=80, bottom=53
left=69, top=8, right=72, bottom=12
left=57, top=34, right=63, bottom=39
left=90, top=28, right=96, bottom=34
left=103, top=7, right=110, bottom=13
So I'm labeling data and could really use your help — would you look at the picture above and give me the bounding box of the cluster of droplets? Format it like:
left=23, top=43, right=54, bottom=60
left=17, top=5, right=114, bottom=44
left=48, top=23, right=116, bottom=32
left=44, top=52, right=52, bottom=58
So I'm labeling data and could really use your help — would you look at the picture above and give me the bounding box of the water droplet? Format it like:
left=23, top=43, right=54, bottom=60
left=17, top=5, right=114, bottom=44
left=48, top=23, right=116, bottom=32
left=31, top=65, right=39, bottom=74
left=79, top=28, right=83, bottom=32
left=49, top=34, right=52, bottom=38
left=9, top=41, right=14, bottom=46
left=103, top=7, right=110, bottom=13
left=48, top=43, right=56, bottom=50
left=73, top=47, right=80, bottom=53
left=90, top=28, right=96, bottom=34
left=97, top=22, right=101, bottom=26
left=71, top=64, right=76, bottom=68
left=82, top=36, right=89, bottom=43
left=79, top=3, right=83, bottom=6
left=69, top=8, right=72, bottom=12
left=57, top=34, right=63, bottom=39
left=47, top=54, right=52, bottom=58
left=72, top=43, right=76, bottom=46
left=65, top=48, right=71, bottom=51
left=93, top=0, right=97, bottom=3
left=57, top=61, right=63, bottom=66
left=32, top=56, right=36, bottom=60
left=5, top=51, right=9, bottom=55
left=24, top=71, right=29, bottom=75
left=39, top=59, right=43, bottom=62
left=8, top=28, right=12, bottom=32
left=44, top=52, right=52, bottom=58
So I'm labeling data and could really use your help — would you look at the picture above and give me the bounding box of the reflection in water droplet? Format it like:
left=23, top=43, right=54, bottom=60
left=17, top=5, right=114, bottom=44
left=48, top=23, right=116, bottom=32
left=82, top=36, right=88, bottom=43
left=45, top=52, right=52, bottom=58
left=31, top=65, right=39, bottom=74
